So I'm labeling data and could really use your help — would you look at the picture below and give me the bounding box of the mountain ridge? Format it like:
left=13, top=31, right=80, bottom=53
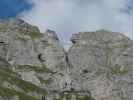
left=0, top=18, right=132, bottom=100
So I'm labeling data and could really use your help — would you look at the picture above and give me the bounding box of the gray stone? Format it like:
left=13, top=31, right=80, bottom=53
left=68, top=30, right=133, bottom=100
left=0, top=18, right=133, bottom=100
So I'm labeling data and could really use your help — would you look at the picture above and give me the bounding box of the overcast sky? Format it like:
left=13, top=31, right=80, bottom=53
left=0, top=0, right=133, bottom=48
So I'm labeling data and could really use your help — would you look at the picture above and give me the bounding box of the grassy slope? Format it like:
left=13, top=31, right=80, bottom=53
left=0, top=66, right=46, bottom=100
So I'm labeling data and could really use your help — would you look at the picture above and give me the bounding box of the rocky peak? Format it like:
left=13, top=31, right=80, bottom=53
left=0, top=18, right=40, bottom=33
left=0, top=18, right=68, bottom=94
left=68, top=30, right=133, bottom=100
left=0, top=18, right=66, bottom=67
left=0, top=19, right=133, bottom=100
left=45, top=29, right=59, bottom=40
left=71, top=29, right=130, bottom=44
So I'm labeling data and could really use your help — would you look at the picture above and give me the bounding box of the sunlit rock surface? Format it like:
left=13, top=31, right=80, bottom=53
left=0, top=19, right=133, bottom=100
left=68, top=30, right=133, bottom=100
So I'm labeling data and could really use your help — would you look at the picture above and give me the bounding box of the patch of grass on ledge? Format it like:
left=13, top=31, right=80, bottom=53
left=0, top=68, right=47, bottom=94
left=54, top=94, right=95, bottom=100
left=0, top=25, right=8, bottom=32
left=77, top=95, right=95, bottom=100
left=28, top=32, right=42, bottom=40
left=15, top=64, right=55, bottom=74
left=0, top=86, right=39, bottom=100
left=110, top=64, right=128, bottom=75
left=18, top=31, right=43, bottom=40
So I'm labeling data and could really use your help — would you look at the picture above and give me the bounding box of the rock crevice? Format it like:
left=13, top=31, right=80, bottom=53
left=0, top=19, right=133, bottom=100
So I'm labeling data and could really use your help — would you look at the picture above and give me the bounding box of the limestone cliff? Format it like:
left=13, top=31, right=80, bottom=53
left=68, top=30, right=133, bottom=100
left=0, top=18, right=68, bottom=100
left=0, top=19, right=133, bottom=100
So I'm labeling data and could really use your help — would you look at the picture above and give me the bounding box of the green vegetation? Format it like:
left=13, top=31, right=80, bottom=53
left=110, top=64, right=128, bottom=75
left=0, top=25, right=7, bottom=32
left=18, top=31, right=42, bottom=40
left=16, top=65, right=55, bottom=74
left=12, top=77, right=45, bottom=93
left=28, top=32, right=42, bottom=39
left=0, top=67, right=47, bottom=94
left=77, top=95, right=95, bottom=100
left=0, top=86, right=39, bottom=100
left=16, top=35, right=29, bottom=41
left=54, top=91, right=94, bottom=100
left=0, top=66, right=17, bottom=76
left=10, top=27, right=43, bottom=41
left=15, top=65, right=56, bottom=85
left=54, top=94, right=94, bottom=100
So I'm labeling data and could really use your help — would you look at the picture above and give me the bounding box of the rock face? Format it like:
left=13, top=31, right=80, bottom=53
left=68, top=30, right=133, bottom=100
left=0, top=19, right=67, bottom=70
left=0, top=19, right=133, bottom=100
left=0, top=18, right=68, bottom=100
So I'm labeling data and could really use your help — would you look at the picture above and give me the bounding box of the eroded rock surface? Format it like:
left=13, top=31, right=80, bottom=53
left=68, top=30, right=133, bottom=100
left=0, top=19, right=133, bottom=100
left=0, top=18, right=68, bottom=100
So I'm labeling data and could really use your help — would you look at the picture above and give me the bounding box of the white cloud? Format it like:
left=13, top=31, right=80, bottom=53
left=20, top=0, right=133, bottom=48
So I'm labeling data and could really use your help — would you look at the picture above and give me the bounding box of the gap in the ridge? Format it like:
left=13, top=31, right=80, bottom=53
left=57, top=32, right=73, bottom=50
left=21, top=0, right=133, bottom=50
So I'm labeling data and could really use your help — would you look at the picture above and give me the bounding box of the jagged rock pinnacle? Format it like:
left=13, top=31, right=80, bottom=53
left=0, top=19, right=133, bottom=100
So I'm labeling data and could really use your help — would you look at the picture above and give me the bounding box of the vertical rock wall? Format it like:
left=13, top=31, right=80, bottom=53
left=0, top=19, right=133, bottom=100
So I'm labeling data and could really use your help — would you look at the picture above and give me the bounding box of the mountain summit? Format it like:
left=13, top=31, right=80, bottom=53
left=0, top=19, right=133, bottom=100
